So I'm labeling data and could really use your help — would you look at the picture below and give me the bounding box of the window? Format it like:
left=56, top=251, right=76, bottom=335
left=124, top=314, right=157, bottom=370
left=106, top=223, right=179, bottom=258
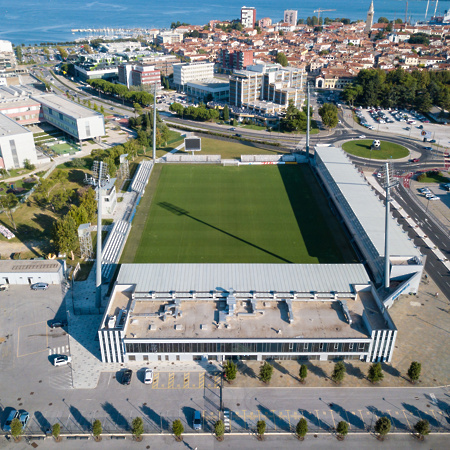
left=334, top=343, right=339, bottom=350
left=303, top=343, right=308, bottom=350
left=349, top=343, right=354, bottom=350
left=143, top=355, right=148, bottom=361
left=129, top=355, right=136, bottom=361
left=319, top=343, right=324, bottom=351
left=289, top=343, right=294, bottom=351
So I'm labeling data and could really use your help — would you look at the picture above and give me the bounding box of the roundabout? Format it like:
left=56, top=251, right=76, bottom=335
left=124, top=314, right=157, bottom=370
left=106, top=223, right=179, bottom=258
left=342, top=139, right=409, bottom=160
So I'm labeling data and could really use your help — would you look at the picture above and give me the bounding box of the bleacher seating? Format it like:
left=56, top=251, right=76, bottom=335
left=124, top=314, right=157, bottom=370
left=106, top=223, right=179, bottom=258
left=130, top=160, right=153, bottom=194
left=0, top=224, right=14, bottom=239
left=101, top=220, right=131, bottom=281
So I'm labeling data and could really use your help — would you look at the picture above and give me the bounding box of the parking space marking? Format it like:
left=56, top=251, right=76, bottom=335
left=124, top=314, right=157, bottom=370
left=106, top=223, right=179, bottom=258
left=168, top=372, right=174, bottom=389
left=17, top=321, right=48, bottom=357
left=152, top=372, right=159, bottom=389
left=386, top=410, right=395, bottom=430
left=198, top=372, right=204, bottom=389
left=345, top=411, right=352, bottom=430
left=329, top=410, right=336, bottom=429
left=402, top=410, right=412, bottom=430
left=183, top=372, right=190, bottom=389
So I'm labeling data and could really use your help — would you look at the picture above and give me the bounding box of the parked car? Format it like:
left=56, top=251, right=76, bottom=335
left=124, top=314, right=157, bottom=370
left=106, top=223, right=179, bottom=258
left=359, top=135, right=366, bottom=139
left=428, top=196, right=440, bottom=201
left=31, top=282, right=48, bottom=290
left=410, top=158, right=420, bottom=163
left=144, top=368, right=153, bottom=385
left=18, top=411, right=30, bottom=429
left=53, top=355, right=72, bottom=366
left=430, top=139, right=436, bottom=143
left=193, top=410, right=202, bottom=430
left=418, top=187, right=430, bottom=193
left=122, top=369, right=132, bottom=385
left=3, top=409, right=19, bottom=432
left=49, top=320, right=68, bottom=329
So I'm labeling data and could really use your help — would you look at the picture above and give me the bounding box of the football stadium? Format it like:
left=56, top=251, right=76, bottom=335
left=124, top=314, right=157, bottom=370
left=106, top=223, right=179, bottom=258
left=98, top=145, right=424, bottom=365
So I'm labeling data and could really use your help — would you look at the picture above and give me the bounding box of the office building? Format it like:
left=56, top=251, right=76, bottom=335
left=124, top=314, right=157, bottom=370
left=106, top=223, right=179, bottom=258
left=284, top=10, right=298, bottom=26
left=118, top=63, right=160, bottom=89
left=173, top=62, right=214, bottom=90
left=0, top=114, right=37, bottom=170
left=156, top=32, right=183, bottom=45
left=0, top=86, right=41, bottom=125
left=241, top=6, right=256, bottom=29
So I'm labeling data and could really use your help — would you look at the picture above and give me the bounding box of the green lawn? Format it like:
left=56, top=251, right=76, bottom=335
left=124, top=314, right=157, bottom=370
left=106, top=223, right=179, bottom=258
left=242, top=124, right=267, bottom=130
left=178, top=137, right=285, bottom=159
left=122, top=164, right=357, bottom=264
left=342, top=140, right=409, bottom=160
left=417, top=171, right=450, bottom=184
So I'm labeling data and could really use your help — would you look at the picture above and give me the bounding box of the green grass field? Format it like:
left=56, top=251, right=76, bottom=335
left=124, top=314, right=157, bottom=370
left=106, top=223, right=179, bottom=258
left=342, top=140, right=409, bottom=160
left=122, top=164, right=357, bottom=264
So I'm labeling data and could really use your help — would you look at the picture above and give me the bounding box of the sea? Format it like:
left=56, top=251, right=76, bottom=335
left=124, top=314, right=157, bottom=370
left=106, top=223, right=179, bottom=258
left=0, top=0, right=447, bottom=45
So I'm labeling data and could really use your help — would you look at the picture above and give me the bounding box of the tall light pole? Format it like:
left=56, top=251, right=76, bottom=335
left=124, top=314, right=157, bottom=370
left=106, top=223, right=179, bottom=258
left=381, top=162, right=399, bottom=292
left=93, top=160, right=108, bottom=310
left=306, top=83, right=311, bottom=156
left=152, top=82, right=157, bottom=162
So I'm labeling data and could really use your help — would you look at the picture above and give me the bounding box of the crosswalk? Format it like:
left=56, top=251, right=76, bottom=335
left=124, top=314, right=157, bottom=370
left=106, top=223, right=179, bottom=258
left=49, top=367, right=73, bottom=390
left=48, top=345, right=70, bottom=355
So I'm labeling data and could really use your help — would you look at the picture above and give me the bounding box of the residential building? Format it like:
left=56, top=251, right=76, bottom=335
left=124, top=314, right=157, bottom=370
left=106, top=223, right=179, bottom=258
left=229, top=63, right=305, bottom=110
left=241, top=6, right=256, bottom=29
left=220, top=49, right=254, bottom=71
left=258, top=17, right=272, bottom=28
left=284, top=10, right=298, bottom=27
left=32, top=94, right=105, bottom=141
left=118, top=63, right=160, bottom=89
left=0, top=40, right=15, bottom=70
left=173, top=62, right=214, bottom=90
left=156, top=32, right=183, bottom=45
left=0, top=114, right=37, bottom=170
left=138, top=55, right=180, bottom=76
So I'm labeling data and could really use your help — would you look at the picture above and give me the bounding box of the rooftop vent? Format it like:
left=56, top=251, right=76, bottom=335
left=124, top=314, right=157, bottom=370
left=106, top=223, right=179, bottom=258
left=200, top=324, right=208, bottom=330
left=175, top=324, right=183, bottom=331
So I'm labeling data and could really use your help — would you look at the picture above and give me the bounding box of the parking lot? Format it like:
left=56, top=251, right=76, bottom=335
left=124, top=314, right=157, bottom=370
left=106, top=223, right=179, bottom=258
left=355, top=107, right=450, bottom=148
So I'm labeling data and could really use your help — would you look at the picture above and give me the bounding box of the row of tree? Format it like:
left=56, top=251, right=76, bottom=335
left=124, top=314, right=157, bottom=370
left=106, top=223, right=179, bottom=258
left=129, top=111, right=171, bottom=151
left=169, top=102, right=221, bottom=122
left=343, top=68, right=450, bottom=112
left=87, top=79, right=154, bottom=107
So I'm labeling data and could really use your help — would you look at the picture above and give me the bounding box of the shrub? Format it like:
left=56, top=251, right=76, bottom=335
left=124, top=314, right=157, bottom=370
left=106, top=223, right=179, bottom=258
left=336, top=420, right=349, bottom=437
left=299, top=364, right=308, bottom=382
left=10, top=418, right=23, bottom=439
left=407, top=361, right=421, bottom=382
left=52, top=423, right=60, bottom=439
left=259, top=361, right=274, bottom=383
left=172, top=419, right=184, bottom=437
left=374, top=416, right=391, bottom=436
left=132, top=417, right=144, bottom=438
left=367, top=362, right=384, bottom=383
left=214, top=420, right=225, bottom=437
left=224, top=360, right=237, bottom=381
left=92, top=419, right=102, bottom=438
left=332, top=361, right=346, bottom=383
left=414, top=419, right=430, bottom=437
left=296, top=418, right=308, bottom=437
left=256, top=420, right=266, bottom=436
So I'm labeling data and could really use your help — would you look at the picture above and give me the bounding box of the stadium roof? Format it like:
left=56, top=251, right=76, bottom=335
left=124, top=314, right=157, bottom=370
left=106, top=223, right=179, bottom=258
left=315, top=145, right=421, bottom=259
left=117, top=263, right=370, bottom=294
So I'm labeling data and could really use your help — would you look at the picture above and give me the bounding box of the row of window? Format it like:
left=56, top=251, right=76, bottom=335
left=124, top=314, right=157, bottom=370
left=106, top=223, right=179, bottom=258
left=125, top=341, right=371, bottom=355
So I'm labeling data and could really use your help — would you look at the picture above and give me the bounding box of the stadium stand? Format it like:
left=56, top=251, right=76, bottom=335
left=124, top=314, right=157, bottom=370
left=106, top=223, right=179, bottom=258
left=165, top=154, right=221, bottom=163
left=101, top=220, right=131, bottom=281
left=131, top=160, right=153, bottom=194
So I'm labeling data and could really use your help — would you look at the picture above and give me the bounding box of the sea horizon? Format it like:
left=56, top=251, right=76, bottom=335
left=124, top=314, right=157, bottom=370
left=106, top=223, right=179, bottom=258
left=0, top=0, right=446, bottom=45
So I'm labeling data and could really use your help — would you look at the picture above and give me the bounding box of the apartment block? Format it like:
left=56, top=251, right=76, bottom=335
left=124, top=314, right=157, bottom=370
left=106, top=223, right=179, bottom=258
left=118, top=63, right=161, bottom=89
left=220, top=49, right=254, bottom=71
left=241, top=6, right=256, bottom=29
left=284, top=10, right=298, bottom=26
left=173, top=62, right=214, bottom=90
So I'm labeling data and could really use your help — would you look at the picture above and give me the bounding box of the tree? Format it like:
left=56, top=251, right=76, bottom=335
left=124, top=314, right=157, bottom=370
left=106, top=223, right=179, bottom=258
left=296, top=418, right=308, bottom=438
left=224, top=360, right=237, bottom=381
left=172, top=419, right=184, bottom=439
left=0, top=193, right=18, bottom=231
left=275, top=52, right=288, bottom=67
left=57, top=46, right=68, bottom=60
left=10, top=417, right=23, bottom=440
left=259, top=361, right=273, bottom=383
left=414, top=419, right=430, bottom=438
left=374, top=416, right=391, bottom=438
left=299, top=364, right=308, bottom=383
left=319, top=103, right=339, bottom=130
left=23, top=159, right=35, bottom=171
left=336, top=421, right=349, bottom=438
left=378, top=17, right=389, bottom=24
left=53, top=215, right=78, bottom=255
left=52, top=423, right=61, bottom=440
left=332, top=361, right=346, bottom=383
left=256, top=420, right=266, bottom=438
left=223, top=104, right=230, bottom=121
left=367, top=362, right=384, bottom=383
left=215, top=420, right=225, bottom=439
left=407, top=361, right=421, bottom=383
left=131, top=417, right=144, bottom=439
left=92, top=419, right=102, bottom=439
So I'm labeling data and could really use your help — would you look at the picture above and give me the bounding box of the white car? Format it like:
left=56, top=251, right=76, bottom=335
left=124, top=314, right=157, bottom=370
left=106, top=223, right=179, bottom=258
left=53, top=355, right=71, bottom=367
left=428, top=196, right=440, bottom=201
left=359, top=135, right=366, bottom=139
left=144, top=368, right=154, bottom=384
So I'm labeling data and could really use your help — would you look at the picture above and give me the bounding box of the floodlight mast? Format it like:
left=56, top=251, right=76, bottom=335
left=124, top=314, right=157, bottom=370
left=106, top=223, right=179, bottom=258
left=306, top=83, right=311, bottom=156
left=93, top=160, right=108, bottom=309
left=152, top=82, right=157, bottom=162
left=381, top=162, right=399, bottom=292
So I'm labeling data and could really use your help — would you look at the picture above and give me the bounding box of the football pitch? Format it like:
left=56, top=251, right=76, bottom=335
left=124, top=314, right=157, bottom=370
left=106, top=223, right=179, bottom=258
left=121, top=164, right=357, bottom=264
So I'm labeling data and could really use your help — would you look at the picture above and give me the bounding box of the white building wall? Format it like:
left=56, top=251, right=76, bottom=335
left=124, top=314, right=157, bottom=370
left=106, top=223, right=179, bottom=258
left=0, top=129, right=37, bottom=170
left=76, top=115, right=105, bottom=140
